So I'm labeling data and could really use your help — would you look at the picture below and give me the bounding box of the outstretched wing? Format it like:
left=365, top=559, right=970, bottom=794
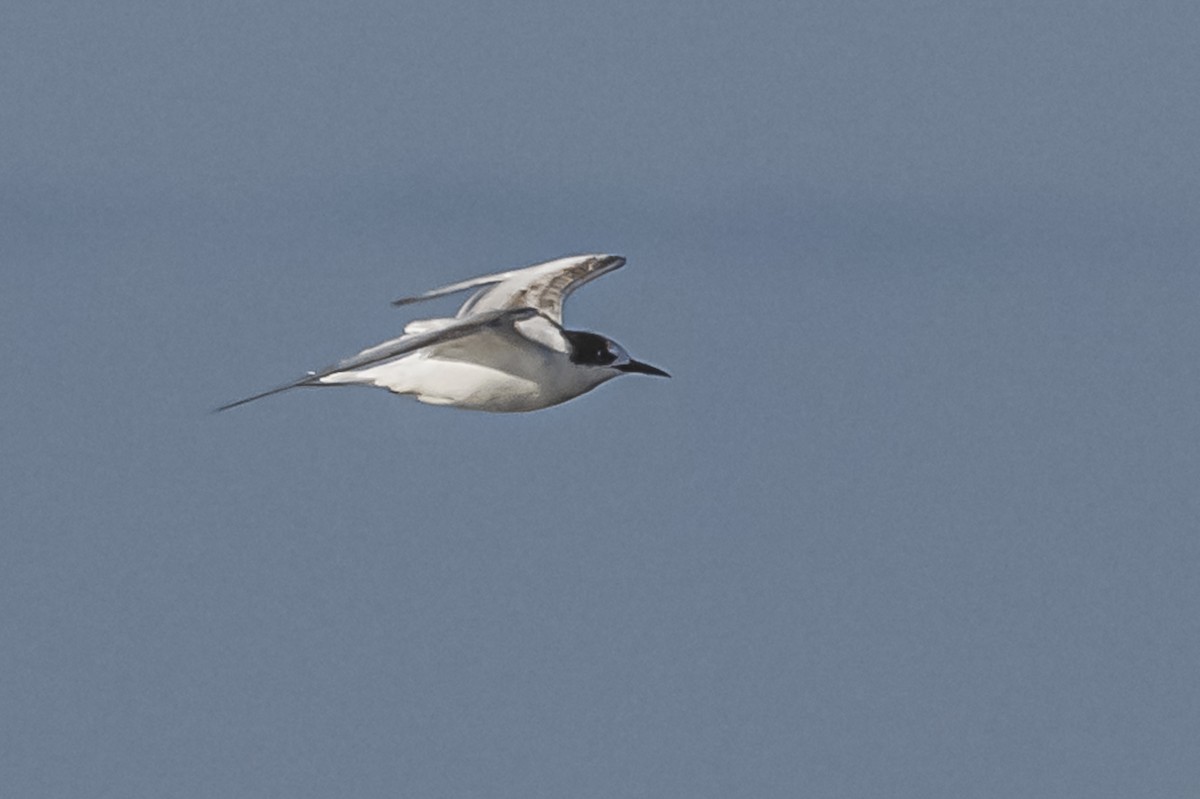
left=215, top=308, right=540, bottom=412
left=392, top=254, right=625, bottom=325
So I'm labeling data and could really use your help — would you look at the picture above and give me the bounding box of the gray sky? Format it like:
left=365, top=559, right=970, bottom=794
left=3, top=2, right=1198, bottom=797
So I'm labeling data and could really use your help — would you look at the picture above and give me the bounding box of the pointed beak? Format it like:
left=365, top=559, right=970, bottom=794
left=617, top=359, right=671, bottom=378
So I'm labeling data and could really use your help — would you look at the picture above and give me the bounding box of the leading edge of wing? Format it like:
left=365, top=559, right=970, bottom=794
left=391, top=271, right=517, bottom=307
left=389, top=254, right=625, bottom=309
left=214, top=308, right=540, bottom=412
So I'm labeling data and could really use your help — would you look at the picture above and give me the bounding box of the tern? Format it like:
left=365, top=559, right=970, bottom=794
left=217, top=254, right=669, bottom=413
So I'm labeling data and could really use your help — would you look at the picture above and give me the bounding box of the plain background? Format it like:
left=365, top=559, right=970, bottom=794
left=3, top=2, right=1198, bottom=797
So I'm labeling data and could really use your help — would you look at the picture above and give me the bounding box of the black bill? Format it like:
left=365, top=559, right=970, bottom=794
left=617, top=359, right=671, bottom=377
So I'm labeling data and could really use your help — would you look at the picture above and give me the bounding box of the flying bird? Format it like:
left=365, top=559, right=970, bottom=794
left=217, top=254, right=668, bottom=413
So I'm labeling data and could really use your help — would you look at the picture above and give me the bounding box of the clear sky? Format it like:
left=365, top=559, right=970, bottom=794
left=3, top=2, right=1198, bottom=797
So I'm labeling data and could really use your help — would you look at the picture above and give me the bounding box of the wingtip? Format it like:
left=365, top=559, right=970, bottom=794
left=583, top=253, right=625, bottom=269
left=212, top=396, right=256, bottom=413
left=213, top=376, right=316, bottom=413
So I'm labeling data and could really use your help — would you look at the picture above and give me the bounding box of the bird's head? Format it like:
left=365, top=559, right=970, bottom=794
left=563, top=330, right=670, bottom=379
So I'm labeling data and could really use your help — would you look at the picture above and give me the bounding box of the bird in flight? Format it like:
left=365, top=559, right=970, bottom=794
left=217, top=254, right=668, bottom=413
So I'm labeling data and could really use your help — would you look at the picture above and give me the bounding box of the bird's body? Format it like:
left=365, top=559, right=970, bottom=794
left=218, top=254, right=667, bottom=413
left=317, top=313, right=604, bottom=412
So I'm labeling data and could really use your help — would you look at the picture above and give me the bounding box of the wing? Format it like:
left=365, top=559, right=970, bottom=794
left=391, top=254, right=625, bottom=325
left=215, top=308, right=540, bottom=412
